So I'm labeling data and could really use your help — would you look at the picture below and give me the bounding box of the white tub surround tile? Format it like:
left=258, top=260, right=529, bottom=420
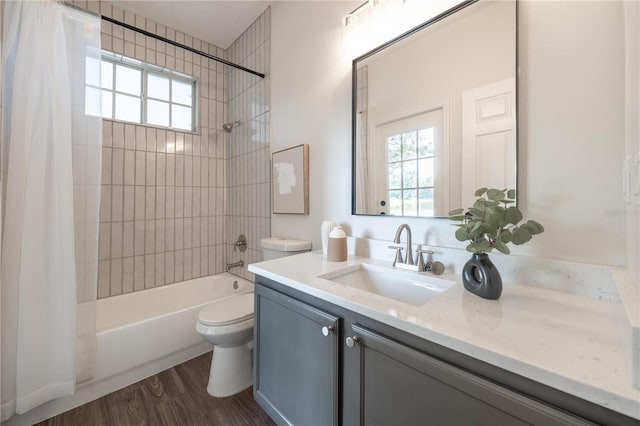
left=93, top=1, right=229, bottom=297
left=225, top=8, right=271, bottom=282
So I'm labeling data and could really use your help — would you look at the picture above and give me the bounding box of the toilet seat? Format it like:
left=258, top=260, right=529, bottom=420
left=198, top=293, right=254, bottom=326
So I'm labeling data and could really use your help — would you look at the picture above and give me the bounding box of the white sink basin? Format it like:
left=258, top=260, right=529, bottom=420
left=319, top=263, right=454, bottom=306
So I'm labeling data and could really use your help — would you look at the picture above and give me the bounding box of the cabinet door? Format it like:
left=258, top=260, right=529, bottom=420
left=344, top=324, right=593, bottom=426
left=254, top=285, right=340, bottom=426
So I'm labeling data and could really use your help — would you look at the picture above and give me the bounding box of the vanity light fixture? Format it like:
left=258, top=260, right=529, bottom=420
left=343, top=0, right=411, bottom=28
left=345, top=13, right=357, bottom=30
left=344, top=0, right=382, bottom=28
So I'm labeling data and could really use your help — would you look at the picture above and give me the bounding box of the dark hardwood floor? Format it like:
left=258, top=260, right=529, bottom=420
left=37, top=352, right=275, bottom=426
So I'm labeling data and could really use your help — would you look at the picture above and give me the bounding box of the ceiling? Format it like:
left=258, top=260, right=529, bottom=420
left=108, top=1, right=272, bottom=49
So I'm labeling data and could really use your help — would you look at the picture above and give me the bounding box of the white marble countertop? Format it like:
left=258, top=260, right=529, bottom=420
left=249, top=252, right=640, bottom=420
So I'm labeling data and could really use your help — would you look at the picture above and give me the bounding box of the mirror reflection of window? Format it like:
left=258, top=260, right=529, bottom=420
left=375, top=108, right=444, bottom=217
left=387, top=127, right=435, bottom=216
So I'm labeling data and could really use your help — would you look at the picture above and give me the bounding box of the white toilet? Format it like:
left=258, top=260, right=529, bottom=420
left=196, top=292, right=254, bottom=397
left=195, top=236, right=311, bottom=398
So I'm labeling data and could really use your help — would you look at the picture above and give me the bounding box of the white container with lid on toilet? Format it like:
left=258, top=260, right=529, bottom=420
left=196, top=292, right=255, bottom=397
left=261, top=237, right=312, bottom=260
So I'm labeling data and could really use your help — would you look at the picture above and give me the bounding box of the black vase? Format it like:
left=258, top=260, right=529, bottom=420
left=462, top=253, right=502, bottom=300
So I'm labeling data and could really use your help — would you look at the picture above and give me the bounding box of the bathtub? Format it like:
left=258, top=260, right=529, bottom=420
left=95, top=273, right=253, bottom=381
left=5, top=273, right=254, bottom=426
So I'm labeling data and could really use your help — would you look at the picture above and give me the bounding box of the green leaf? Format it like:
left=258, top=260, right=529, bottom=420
left=526, top=220, right=545, bottom=234
left=511, top=227, right=532, bottom=245
left=499, top=230, right=512, bottom=243
left=504, top=206, right=523, bottom=225
left=470, top=227, right=487, bottom=240
left=485, top=207, right=501, bottom=230
left=473, top=198, right=487, bottom=208
left=474, top=187, right=488, bottom=196
left=468, top=207, right=484, bottom=218
left=471, top=239, right=491, bottom=252
left=507, top=189, right=516, bottom=200
left=520, top=223, right=538, bottom=235
left=494, top=239, right=511, bottom=254
left=448, top=208, right=464, bottom=216
left=499, top=210, right=510, bottom=227
left=469, top=221, right=484, bottom=238
left=487, top=189, right=505, bottom=201
left=455, top=227, right=469, bottom=241
left=466, top=243, right=477, bottom=253
left=449, top=215, right=466, bottom=222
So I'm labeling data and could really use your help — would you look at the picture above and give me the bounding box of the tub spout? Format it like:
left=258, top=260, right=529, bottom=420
left=226, top=260, right=244, bottom=272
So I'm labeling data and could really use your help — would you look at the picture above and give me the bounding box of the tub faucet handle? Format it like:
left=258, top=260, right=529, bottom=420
left=234, top=234, right=247, bottom=252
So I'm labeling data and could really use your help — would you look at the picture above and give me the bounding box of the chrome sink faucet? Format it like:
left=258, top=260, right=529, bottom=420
left=390, top=224, right=445, bottom=275
left=393, top=224, right=413, bottom=266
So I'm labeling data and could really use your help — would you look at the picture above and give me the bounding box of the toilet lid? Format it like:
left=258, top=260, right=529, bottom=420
left=198, top=293, right=254, bottom=326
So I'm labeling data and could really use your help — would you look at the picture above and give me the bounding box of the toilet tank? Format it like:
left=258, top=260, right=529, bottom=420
left=261, top=237, right=312, bottom=261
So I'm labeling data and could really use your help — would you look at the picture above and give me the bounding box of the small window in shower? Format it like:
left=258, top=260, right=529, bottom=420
left=146, top=73, right=194, bottom=131
left=85, top=51, right=197, bottom=132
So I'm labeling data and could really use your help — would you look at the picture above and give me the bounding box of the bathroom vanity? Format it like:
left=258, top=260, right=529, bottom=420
left=249, top=253, right=640, bottom=426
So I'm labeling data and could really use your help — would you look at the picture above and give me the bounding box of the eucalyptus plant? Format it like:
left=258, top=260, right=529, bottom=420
left=448, top=188, right=544, bottom=254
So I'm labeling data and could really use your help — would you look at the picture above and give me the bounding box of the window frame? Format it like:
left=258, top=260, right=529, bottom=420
left=97, top=51, right=199, bottom=132
left=371, top=106, right=447, bottom=217
left=386, top=128, right=436, bottom=217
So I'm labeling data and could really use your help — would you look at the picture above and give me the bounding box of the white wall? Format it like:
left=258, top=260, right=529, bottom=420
left=271, top=1, right=627, bottom=267
left=518, top=0, right=625, bottom=266
left=624, top=1, right=640, bottom=285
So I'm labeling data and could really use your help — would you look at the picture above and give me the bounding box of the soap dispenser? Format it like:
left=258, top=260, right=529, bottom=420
left=327, top=226, right=347, bottom=262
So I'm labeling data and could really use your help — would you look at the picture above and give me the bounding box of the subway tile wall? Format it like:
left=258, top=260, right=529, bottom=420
left=225, top=9, right=272, bottom=281
left=84, top=0, right=232, bottom=298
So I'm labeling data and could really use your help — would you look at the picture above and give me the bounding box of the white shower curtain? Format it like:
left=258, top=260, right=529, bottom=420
left=355, top=65, right=371, bottom=213
left=1, top=1, right=101, bottom=419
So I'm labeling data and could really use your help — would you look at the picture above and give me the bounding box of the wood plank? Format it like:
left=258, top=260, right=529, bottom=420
left=36, top=352, right=275, bottom=426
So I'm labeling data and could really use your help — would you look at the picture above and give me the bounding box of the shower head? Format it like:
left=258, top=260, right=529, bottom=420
left=222, top=120, right=242, bottom=133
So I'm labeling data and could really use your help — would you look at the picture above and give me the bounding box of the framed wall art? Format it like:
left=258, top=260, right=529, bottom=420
left=272, top=144, right=309, bottom=214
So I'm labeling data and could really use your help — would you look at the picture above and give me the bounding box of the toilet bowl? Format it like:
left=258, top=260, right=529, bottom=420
left=196, top=292, right=254, bottom=397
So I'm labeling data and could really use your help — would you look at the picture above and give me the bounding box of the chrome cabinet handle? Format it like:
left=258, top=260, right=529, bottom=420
left=345, top=336, right=359, bottom=348
left=321, top=326, right=335, bottom=337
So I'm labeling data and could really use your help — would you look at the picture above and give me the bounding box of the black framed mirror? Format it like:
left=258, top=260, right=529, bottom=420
left=352, top=0, right=517, bottom=217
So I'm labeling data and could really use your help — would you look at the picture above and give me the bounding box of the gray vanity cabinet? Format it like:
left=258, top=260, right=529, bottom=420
left=254, top=284, right=340, bottom=426
left=343, top=323, right=591, bottom=426
left=254, top=277, right=635, bottom=426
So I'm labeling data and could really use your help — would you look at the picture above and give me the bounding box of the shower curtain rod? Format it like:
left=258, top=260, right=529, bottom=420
left=100, top=15, right=265, bottom=79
